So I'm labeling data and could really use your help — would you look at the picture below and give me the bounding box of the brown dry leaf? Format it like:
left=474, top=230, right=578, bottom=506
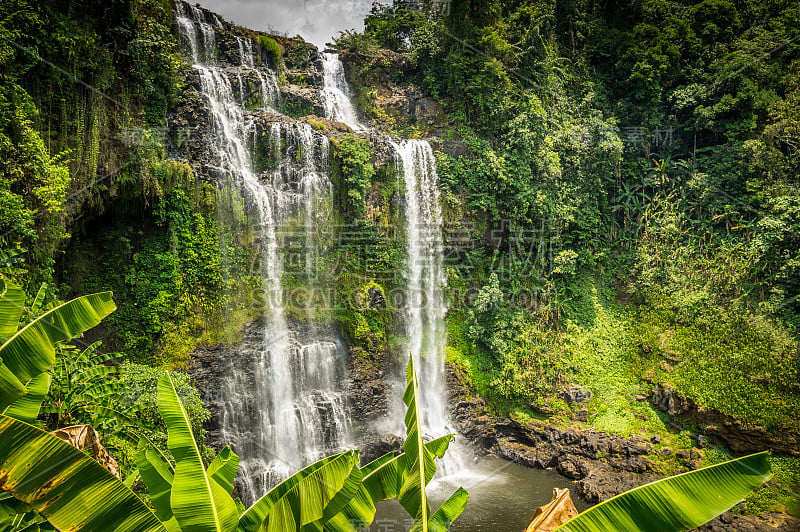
left=50, top=424, right=120, bottom=478
left=524, top=487, right=579, bottom=532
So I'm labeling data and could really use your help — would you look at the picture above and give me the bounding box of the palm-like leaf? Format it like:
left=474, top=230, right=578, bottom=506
left=3, top=372, right=51, bottom=423
left=0, top=277, right=24, bottom=341
left=207, top=447, right=241, bottom=496
left=555, top=452, right=772, bottom=532
left=158, top=374, right=238, bottom=532
left=135, top=447, right=175, bottom=522
left=398, top=358, right=438, bottom=526
left=41, top=342, right=124, bottom=427
left=323, top=453, right=395, bottom=531
left=238, top=451, right=361, bottom=532
left=0, top=414, right=166, bottom=532
left=0, top=277, right=115, bottom=412
left=325, top=435, right=454, bottom=532
left=410, top=488, right=470, bottom=532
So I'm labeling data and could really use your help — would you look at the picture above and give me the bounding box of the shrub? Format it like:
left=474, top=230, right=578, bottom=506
left=258, top=35, right=281, bottom=68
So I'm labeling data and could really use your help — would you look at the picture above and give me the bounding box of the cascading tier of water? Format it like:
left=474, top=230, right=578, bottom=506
left=320, top=53, right=460, bottom=453
left=320, top=52, right=366, bottom=131
left=174, top=1, right=350, bottom=505
left=389, top=140, right=467, bottom=472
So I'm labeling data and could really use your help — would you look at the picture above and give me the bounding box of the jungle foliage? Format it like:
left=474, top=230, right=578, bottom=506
left=332, top=0, right=800, bottom=442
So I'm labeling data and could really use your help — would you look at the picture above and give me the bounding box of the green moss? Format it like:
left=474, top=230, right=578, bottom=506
left=258, top=36, right=281, bottom=68
left=284, top=40, right=314, bottom=70
left=276, top=99, right=314, bottom=119
left=333, top=134, right=375, bottom=219
left=306, top=118, right=326, bottom=131
left=740, top=456, right=800, bottom=517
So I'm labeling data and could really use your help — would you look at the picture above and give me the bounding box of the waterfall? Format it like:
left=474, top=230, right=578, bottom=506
left=391, top=140, right=468, bottom=471
left=320, top=52, right=365, bottom=131
left=391, top=140, right=447, bottom=428
left=174, top=1, right=350, bottom=504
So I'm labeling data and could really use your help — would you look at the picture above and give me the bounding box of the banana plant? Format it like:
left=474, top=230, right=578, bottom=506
left=0, top=373, right=364, bottom=532
left=398, top=357, right=469, bottom=532
left=136, top=374, right=364, bottom=532
left=0, top=275, right=116, bottom=420
left=41, top=341, right=126, bottom=428
left=324, top=356, right=469, bottom=532
left=324, top=434, right=454, bottom=531
left=237, top=450, right=362, bottom=532
left=0, top=413, right=167, bottom=532
left=554, top=452, right=772, bottom=532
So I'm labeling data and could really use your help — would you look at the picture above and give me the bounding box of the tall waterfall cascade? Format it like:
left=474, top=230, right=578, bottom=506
left=174, top=2, right=350, bottom=504
left=390, top=141, right=466, bottom=471
left=175, top=0, right=467, bottom=502
left=320, top=53, right=366, bottom=131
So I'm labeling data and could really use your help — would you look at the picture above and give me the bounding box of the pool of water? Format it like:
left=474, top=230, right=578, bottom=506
left=371, top=457, right=592, bottom=532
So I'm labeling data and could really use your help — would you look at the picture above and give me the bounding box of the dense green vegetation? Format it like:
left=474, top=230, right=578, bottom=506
left=335, top=0, right=800, bottom=433
left=329, top=0, right=800, bottom=516
left=1, top=0, right=798, bottom=526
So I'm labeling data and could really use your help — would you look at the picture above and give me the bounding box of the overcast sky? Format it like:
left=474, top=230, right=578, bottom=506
left=195, top=0, right=377, bottom=47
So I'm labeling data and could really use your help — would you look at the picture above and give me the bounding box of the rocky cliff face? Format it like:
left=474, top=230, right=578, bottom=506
left=446, top=365, right=799, bottom=532
left=649, top=385, right=800, bottom=458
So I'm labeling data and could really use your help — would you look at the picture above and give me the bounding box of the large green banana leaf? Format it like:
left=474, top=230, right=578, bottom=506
left=207, top=446, right=240, bottom=496
left=325, top=435, right=454, bottom=532
left=2, top=373, right=50, bottom=423
left=158, top=374, right=238, bottom=532
left=398, top=358, right=436, bottom=526
left=0, top=282, right=115, bottom=411
left=410, top=487, right=470, bottom=532
left=135, top=447, right=176, bottom=522
left=0, top=278, right=30, bottom=410
left=0, top=277, right=24, bottom=341
left=237, top=451, right=361, bottom=532
left=555, top=452, right=772, bottom=532
left=324, top=453, right=395, bottom=531
left=0, top=414, right=166, bottom=532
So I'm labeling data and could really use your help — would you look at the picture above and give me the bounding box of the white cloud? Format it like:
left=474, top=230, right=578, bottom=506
left=195, top=0, right=377, bottom=47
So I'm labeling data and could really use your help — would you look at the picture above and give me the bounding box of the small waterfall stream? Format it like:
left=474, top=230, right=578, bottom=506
left=318, top=53, right=462, bottom=455
left=320, top=52, right=365, bottom=131
left=175, top=1, right=350, bottom=504
left=391, top=140, right=448, bottom=429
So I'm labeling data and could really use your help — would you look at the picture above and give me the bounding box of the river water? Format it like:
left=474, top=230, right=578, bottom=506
left=373, top=457, right=591, bottom=532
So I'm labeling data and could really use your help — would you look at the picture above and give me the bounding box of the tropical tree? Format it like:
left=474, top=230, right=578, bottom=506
left=0, top=358, right=469, bottom=532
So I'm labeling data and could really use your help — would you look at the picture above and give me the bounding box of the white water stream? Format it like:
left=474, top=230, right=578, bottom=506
left=175, top=1, right=350, bottom=504
left=177, top=0, right=466, bottom=503
left=320, top=52, right=366, bottom=131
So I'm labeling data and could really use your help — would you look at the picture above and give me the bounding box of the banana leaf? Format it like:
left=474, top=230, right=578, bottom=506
left=3, top=373, right=50, bottom=423
left=158, top=374, right=238, bottom=532
left=238, top=451, right=361, bottom=532
left=555, top=452, right=772, bottom=532
left=398, top=357, right=434, bottom=524
left=0, top=414, right=166, bottom=532
left=0, top=277, right=24, bottom=341
left=325, top=435, right=454, bottom=532
left=207, top=446, right=240, bottom=496
left=324, top=453, right=394, bottom=531
left=135, top=448, right=175, bottom=522
left=0, top=289, right=115, bottom=410
left=410, top=487, right=470, bottom=532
